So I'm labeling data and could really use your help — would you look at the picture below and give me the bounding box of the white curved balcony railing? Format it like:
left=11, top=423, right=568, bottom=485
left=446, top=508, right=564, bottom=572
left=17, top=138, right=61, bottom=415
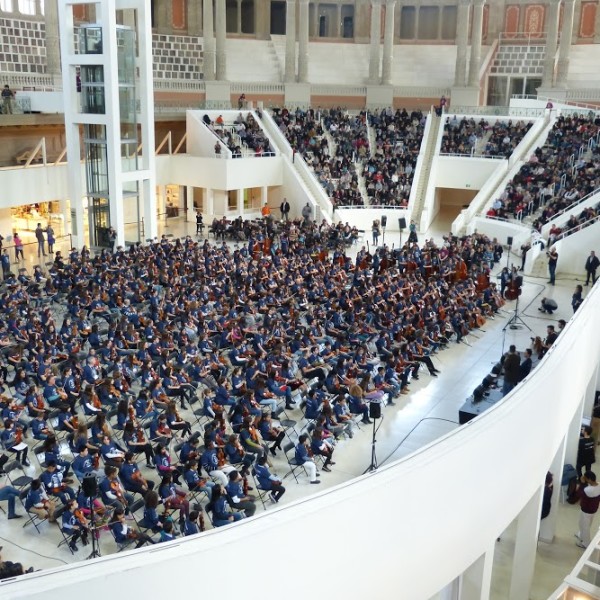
left=2, top=264, right=599, bottom=600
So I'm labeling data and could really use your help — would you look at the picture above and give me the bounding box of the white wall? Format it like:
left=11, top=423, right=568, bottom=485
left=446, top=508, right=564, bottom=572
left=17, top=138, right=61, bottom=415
left=156, top=155, right=283, bottom=191
left=0, top=164, right=71, bottom=206
left=436, top=157, right=505, bottom=191
left=3, top=282, right=599, bottom=600
left=554, top=220, right=600, bottom=277
left=17, top=91, right=65, bottom=114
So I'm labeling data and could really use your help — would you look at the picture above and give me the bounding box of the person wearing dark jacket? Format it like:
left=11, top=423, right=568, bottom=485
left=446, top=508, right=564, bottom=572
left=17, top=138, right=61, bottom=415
left=577, top=426, right=596, bottom=477
left=519, top=348, right=533, bottom=382
left=585, top=250, right=600, bottom=285
left=502, top=346, right=521, bottom=396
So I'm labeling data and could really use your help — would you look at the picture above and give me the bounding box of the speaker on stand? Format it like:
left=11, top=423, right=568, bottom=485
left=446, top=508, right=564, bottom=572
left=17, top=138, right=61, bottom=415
left=82, top=474, right=101, bottom=560
left=366, top=400, right=382, bottom=473
left=398, top=217, right=406, bottom=248
left=381, top=215, right=387, bottom=246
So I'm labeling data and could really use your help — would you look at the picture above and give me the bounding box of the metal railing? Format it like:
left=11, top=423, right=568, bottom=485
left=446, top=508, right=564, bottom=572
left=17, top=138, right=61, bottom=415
left=555, top=211, right=600, bottom=242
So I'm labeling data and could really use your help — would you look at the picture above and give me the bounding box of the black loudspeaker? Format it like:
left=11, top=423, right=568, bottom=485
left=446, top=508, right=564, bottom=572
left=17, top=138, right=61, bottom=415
left=369, top=401, right=382, bottom=419
left=381, top=215, right=387, bottom=228
left=399, top=217, right=407, bottom=229
left=507, top=236, right=513, bottom=246
left=82, top=473, right=98, bottom=498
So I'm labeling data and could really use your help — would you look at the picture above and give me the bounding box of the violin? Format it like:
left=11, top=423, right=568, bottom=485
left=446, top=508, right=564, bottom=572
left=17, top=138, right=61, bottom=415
left=199, top=512, right=206, bottom=532
left=74, top=508, right=89, bottom=528
left=110, top=479, right=125, bottom=503
left=14, top=427, right=23, bottom=445
left=93, top=453, right=100, bottom=470
left=217, top=448, right=226, bottom=468
left=35, top=395, right=45, bottom=411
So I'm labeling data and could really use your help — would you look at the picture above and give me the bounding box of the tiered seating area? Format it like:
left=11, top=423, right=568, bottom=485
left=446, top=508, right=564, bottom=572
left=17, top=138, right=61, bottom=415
left=0, top=222, right=506, bottom=568
left=366, top=108, right=425, bottom=207
left=273, top=108, right=364, bottom=207
left=441, top=117, right=531, bottom=158
left=545, top=200, right=600, bottom=245
left=274, top=107, right=426, bottom=208
left=486, top=114, right=600, bottom=222
left=205, top=111, right=274, bottom=157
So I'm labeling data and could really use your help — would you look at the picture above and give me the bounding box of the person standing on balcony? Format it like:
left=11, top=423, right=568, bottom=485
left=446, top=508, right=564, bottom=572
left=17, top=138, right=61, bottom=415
left=547, top=247, right=558, bottom=285
left=585, top=250, right=599, bottom=286
left=2, top=85, right=14, bottom=115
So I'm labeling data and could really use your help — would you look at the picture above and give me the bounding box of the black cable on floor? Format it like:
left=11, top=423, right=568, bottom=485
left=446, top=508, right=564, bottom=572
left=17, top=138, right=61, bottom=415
left=378, top=416, right=459, bottom=468
left=0, top=535, right=69, bottom=565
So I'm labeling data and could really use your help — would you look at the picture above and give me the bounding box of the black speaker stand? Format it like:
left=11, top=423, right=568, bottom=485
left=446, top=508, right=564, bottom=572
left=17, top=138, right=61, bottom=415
left=366, top=418, right=378, bottom=473
left=86, top=497, right=101, bottom=560
left=504, top=297, right=531, bottom=332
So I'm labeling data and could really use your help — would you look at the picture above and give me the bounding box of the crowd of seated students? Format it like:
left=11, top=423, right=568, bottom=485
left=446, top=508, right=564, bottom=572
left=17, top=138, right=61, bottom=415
left=442, top=117, right=531, bottom=158
left=543, top=200, right=600, bottom=245
left=203, top=111, right=274, bottom=158
left=364, top=108, right=424, bottom=208
left=273, top=107, right=365, bottom=208
left=486, top=114, right=600, bottom=221
left=0, top=218, right=506, bottom=567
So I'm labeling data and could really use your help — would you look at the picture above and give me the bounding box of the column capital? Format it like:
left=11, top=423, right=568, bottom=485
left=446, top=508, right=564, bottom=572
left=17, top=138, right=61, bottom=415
left=385, top=0, right=397, bottom=6
left=286, top=0, right=296, bottom=4
left=371, top=0, right=384, bottom=5
left=298, top=0, right=309, bottom=4
left=473, top=0, right=486, bottom=6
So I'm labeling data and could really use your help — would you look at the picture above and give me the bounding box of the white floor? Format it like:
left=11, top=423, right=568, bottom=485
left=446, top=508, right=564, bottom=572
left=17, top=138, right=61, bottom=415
left=0, top=208, right=593, bottom=599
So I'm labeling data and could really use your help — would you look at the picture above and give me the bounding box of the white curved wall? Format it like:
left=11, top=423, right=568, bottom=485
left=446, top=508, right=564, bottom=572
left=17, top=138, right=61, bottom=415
left=2, top=279, right=598, bottom=600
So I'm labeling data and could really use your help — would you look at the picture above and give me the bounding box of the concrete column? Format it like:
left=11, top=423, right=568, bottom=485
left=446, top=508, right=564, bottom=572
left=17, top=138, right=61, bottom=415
left=44, top=0, right=61, bottom=77
left=556, top=0, right=576, bottom=87
left=285, top=0, right=297, bottom=82
left=542, top=0, right=560, bottom=88
left=155, top=0, right=171, bottom=33
left=336, top=4, right=342, bottom=37
left=203, top=0, right=216, bottom=81
left=186, top=186, right=196, bottom=222
left=381, top=0, right=396, bottom=85
left=188, top=1, right=203, bottom=35
left=255, top=0, right=270, bottom=39
left=238, top=189, right=245, bottom=217
left=509, top=486, right=543, bottom=600
left=298, top=0, right=310, bottom=83
left=215, top=0, right=227, bottom=80
left=205, top=188, right=214, bottom=218
left=595, top=0, right=600, bottom=43
left=368, top=0, right=383, bottom=84
left=539, top=435, right=566, bottom=543
left=237, top=0, right=242, bottom=33
left=459, top=542, right=495, bottom=600
left=468, top=0, right=485, bottom=88
left=454, top=0, right=471, bottom=87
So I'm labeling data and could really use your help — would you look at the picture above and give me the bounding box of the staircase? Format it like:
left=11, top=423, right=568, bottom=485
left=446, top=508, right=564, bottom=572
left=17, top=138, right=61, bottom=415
left=257, top=109, right=335, bottom=223
left=355, top=161, right=369, bottom=204
left=267, top=37, right=284, bottom=82
left=410, top=112, right=442, bottom=229
left=489, top=43, right=545, bottom=77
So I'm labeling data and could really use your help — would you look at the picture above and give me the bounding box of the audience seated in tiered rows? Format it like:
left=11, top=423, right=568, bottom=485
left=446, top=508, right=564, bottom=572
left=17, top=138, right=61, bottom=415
left=273, top=107, right=364, bottom=207
left=0, top=220, right=506, bottom=567
left=545, top=199, right=600, bottom=245
left=486, top=114, right=600, bottom=222
left=366, top=108, right=425, bottom=207
left=203, top=111, right=274, bottom=158
left=442, top=117, right=531, bottom=158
